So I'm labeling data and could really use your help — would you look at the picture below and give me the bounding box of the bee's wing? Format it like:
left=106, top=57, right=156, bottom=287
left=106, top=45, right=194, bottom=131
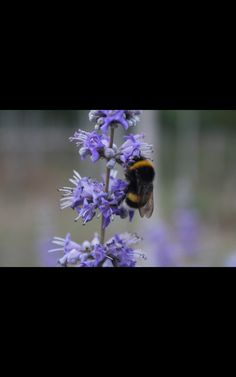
left=139, top=191, right=154, bottom=218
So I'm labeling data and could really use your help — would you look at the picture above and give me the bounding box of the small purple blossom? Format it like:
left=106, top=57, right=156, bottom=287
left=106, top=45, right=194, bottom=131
left=69, top=130, right=110, bottom=162
left=59, top=170, right=105, bottom=211
left=89, top=110, right=142, bottom=133
left=49, top=233, right=82, bottom=266
left=106, top=233, right=145, bottom=267
left=49, top=232, right=145, bottom=267
left=109, top=175, right=128, bottom=201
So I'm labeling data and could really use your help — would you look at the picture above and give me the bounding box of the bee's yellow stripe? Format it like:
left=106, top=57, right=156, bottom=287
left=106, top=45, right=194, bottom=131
left=129, top=160, right=154, bottom=170
left=127, top=193, right=141, bottom=203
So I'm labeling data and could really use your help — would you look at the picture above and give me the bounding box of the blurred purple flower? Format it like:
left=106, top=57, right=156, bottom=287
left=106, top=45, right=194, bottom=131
left=149, top=223, right=181, bottom=267
left=146, top=208, right=202, bottom=267
left=89, top=110, right=142, bottom=133
left=173, top=209, right=200, bottom=257
left=49, top=232, right=145, bottom=267
left=224, top=253, right=236, bottom=267
left=37, top=237, right=57, bottom=267
left=59, top=170, right=133, bottom=228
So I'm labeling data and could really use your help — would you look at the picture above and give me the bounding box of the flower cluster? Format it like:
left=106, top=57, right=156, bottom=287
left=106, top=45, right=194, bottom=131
left=70, top=130, right=153, bottom=169
left=49, top=232, right=146, bottom=267
left=59, top=169, right=134, bottom=228
left=50, top=110, right=150, bottom=267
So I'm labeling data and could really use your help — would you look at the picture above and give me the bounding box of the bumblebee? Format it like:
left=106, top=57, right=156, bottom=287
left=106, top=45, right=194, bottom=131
left=125, top=157, right=155, bottom=218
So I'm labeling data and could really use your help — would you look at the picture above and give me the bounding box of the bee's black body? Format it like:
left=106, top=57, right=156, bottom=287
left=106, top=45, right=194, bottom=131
left=125, top=157, right=155, bottom=217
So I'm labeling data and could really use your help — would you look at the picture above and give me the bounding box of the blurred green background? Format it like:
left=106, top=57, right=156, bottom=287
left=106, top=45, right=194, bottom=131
left=0, top=110, right=235, bottom=266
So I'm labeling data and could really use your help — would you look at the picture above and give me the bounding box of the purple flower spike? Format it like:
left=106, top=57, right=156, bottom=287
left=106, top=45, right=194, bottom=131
left=49, top=110, right=147, bottom=268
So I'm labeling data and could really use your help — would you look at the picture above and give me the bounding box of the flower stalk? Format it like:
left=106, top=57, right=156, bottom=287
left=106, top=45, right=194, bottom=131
left=101, top=126, right=115, bottom=244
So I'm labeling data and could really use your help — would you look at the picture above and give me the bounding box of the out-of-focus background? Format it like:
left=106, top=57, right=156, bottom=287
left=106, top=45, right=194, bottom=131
left=0, top=110, right=235, bottom=267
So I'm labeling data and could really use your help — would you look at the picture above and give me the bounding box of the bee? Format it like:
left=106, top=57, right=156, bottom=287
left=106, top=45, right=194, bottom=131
left=125, top=157, right=155, bottom=218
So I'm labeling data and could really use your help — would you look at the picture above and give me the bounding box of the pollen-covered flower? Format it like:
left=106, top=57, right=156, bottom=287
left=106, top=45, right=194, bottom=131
left=89, top=110, right=142, bottom=133
left=49, top=232, right=145, bottom=267
left=59, top=170, right=132, bottom=227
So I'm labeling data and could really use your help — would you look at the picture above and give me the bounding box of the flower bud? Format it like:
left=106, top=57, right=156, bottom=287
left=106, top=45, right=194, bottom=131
left=106, top=158, right=116, bottom=169
left=82, top=240, right=91, bottom=250
left=104, top=147, right=115, bottom=158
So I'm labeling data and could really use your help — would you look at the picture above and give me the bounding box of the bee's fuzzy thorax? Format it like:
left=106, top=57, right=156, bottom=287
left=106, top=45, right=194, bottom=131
left=128, top=159, right=154, bottom=171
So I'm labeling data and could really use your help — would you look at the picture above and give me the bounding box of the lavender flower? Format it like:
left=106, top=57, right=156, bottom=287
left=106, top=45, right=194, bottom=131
left=89, top=110, right=142, bottom=133
left=49, top=232, right=145, bottom=267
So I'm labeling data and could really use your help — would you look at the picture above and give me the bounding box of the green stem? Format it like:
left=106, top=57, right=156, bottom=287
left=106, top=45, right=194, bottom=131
left=100, top=126, right=115, bottom=244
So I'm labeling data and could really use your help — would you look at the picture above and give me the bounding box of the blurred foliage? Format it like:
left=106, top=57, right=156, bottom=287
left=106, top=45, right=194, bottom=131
left=160, top=110, right=236, bottom=128
left=0, top=110, right=82, bottom=128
